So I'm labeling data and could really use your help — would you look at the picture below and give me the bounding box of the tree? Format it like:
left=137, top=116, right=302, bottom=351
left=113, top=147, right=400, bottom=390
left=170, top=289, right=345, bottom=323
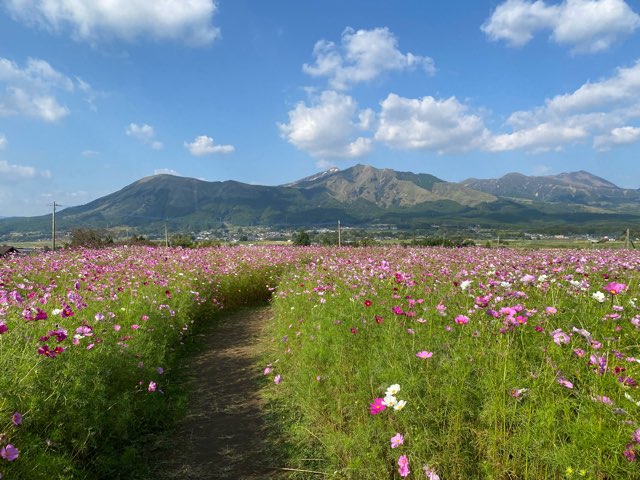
left=69, top=228, right=113, bottom=249
left=293, top=230, right=311, bottom=246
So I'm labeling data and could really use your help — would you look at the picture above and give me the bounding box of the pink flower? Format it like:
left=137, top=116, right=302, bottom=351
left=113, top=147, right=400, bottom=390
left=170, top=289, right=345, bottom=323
left=148, top=381, right=157, bottom=392
left=454, top=315, right=469, bottom=325
left=113, top=325, right=121, bottom=331
left=551, top=328, right=570, bottom=345
left=632, top=428, right=640, bottom=444
left=557, top=376, right=573, bottom=389
left=605, top=282, right=627, bottom=295
left=0, top=444, right=18, bottom=461
left=11, top=412, right=22, bottom=426
left=423, top=465, right=440, bottom=480
left=398, top=454, right=410, bottom=477
left=624, top=443, right=637, bottom=462
left=263, top=366, right=273, bottom=375
left=369, top=398, right=386, bottom=415
left=416, top=351, right=433, bottom=359
left=545, top=306, right=557, bottom=315
left=131, top=324, right=140, bottom=330
left=274, top=374, right=282, bottom=385
left=592, top=395, right=613, bottom=405
left=390, top=433, right=404, bottom=449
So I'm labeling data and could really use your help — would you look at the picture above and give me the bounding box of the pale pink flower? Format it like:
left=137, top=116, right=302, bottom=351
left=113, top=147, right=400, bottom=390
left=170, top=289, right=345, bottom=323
left=274, top=374, right=282, bottom=384
left=416, top=351, right=433, bottom=359
left=398, top=454, right=410, bottom=477
left=390, top=433, right=404, bottom=449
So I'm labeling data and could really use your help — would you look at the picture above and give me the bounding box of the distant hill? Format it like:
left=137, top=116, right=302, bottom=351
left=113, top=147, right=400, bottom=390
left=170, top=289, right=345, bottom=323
left=462, top=170, right=640, bottom=212
left=1, top=164, right=639, bottom=239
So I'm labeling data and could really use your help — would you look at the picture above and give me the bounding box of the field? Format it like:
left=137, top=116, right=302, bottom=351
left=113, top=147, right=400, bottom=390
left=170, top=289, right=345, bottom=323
left=1, top=245, right=640, bottom=479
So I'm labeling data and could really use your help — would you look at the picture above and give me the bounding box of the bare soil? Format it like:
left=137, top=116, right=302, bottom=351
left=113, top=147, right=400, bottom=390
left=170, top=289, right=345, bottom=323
left=154, top=306, right=281, bottom=479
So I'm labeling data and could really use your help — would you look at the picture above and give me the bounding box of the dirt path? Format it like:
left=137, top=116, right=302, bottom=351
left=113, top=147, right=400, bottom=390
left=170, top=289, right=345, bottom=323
left=155, top=306, right=281, bottom=479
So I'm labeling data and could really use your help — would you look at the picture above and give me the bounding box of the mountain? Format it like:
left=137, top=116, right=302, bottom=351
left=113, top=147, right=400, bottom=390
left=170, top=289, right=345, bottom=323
left=462, top=170, right=640, bottom=211
left=1, top=165, right=639, bottom=240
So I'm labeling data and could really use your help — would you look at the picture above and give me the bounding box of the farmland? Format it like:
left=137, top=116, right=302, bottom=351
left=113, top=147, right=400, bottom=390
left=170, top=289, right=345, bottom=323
left=1, top=245, right=640, bottom=478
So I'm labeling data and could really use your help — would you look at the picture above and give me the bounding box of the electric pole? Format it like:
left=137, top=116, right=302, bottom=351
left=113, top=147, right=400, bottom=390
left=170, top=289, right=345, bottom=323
left=49, top=202, right=60, bottom=251
left=338, top=220, right=341, bottom=247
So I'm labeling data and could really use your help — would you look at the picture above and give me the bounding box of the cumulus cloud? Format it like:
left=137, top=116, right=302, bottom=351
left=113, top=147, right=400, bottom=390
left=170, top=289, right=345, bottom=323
left=184, top=135, right=234, bottom=156
left=126, top=123, right=164, bottom=150
left=375, top=93, right=490, bottom=154
left=482, top=0, right=640, bottom=53
left=303, top=27, right=435, bottom=90
left=594, top=126, right=640, bottom=150
left=5, top=0, right=220, bottom=46
left=0, top=57, right=92, bottom=122
left=488, top=59, right=640, bottom=151
left=0, top=160, right=51, bottom=181
left=278, top=90, right=374, bottom=159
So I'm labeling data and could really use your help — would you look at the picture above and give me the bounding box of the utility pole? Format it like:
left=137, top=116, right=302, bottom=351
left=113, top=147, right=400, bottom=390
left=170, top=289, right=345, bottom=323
left=625, top=229, right=630, bottom=249
left=338, top=220, right=341, bottom=247
left=49, top=202, right=59, bottom=251
left=164, top=222, right=169, bottom=247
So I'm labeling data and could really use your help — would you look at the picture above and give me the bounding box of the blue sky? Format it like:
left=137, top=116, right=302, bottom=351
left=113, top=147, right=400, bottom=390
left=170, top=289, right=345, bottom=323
left=1, top=0, right=640, bottom=216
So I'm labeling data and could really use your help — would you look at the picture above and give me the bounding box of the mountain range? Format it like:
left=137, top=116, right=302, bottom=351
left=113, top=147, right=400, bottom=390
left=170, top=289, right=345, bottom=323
left=2, top=164, right=639, bottom=239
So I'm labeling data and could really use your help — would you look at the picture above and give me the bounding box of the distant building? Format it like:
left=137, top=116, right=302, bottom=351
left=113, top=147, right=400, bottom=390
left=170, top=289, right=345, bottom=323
left=0, top=245, right=20, bottom=257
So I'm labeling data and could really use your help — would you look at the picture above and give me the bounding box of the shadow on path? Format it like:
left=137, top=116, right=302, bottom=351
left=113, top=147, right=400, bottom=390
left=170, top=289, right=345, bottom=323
left=155, top=306, right=280, bottom=479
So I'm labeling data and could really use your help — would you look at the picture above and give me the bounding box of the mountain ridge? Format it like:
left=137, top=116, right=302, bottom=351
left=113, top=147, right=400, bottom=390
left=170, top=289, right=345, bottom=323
left=1, top=164, right=639, bottom=239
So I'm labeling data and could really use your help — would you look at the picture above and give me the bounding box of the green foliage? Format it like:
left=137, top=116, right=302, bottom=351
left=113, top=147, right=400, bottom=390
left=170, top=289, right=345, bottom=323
left=292, top=230, right=311, bottom=246
left=68, top=228, right=113, bottom=248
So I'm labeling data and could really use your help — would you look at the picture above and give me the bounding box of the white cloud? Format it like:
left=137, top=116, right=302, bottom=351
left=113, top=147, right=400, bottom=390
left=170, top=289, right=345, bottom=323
left=154, top=168, right=181, bottom=176
left=126, top=122, right=163, bottom=150
left=303, top=27, right=435, bottom=90
left=184, top=135, right=234, bottom=156
left=6, top=0, right=220, bottom=46
left=488, top=59, right=640, bottom=152
left=0, top=134, right=6, bottom=149
left=81, top=149, right=99, bottom=157
left=0, top=160, right=51, bottom=180
left=0, top=57, right=93, bottom=122
left=278, top=90, right=374, bottom=159
left=487, top=123, right=588, bottom=152
left=482, top=0, right=640, bottom=53
left=375, top=93, right=489, bottom=154
left=594, top=126, right=640, bottom=150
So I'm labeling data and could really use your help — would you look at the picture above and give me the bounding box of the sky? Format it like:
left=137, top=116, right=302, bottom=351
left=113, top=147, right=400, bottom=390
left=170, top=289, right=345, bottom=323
left=1, top=0, right=640, bottom=217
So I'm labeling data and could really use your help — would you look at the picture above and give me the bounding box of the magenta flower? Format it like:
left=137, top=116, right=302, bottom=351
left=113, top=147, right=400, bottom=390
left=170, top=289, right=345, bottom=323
left=369, top=397, right=386, bottom=415
left=605, top=282, right=627, bottom=295
left=11, top=412, right=22, bottom=426
left=398, top=454, right=410, bottom=477
left=624, top=443, right=637, bottom=462
left=416, top=351, right=433, bottom=359
left=75, top=325, right=93, bottom=335
left=0, top=322, right=8, bottom=334
left=0, top=444, right=18, bottom=461
left=454, top=315, right=469, bottom=325
left=390, top=432, right=404, bottom=449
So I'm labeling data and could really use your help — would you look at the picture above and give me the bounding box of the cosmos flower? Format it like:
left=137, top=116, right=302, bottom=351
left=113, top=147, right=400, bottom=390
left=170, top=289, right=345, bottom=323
left=390, top=432, right=404, bottom=448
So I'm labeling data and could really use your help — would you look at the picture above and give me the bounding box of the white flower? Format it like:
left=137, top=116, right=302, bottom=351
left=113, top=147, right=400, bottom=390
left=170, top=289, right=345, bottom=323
left=52, top=308, right=62, bottom=316
left=383, top=395, right=397, bottom=407
left=393, top=400, right=407, bottom=411
left=385, top=384, right=401, bottom=396
left=592, top=291, right=606, bottom=303
left=460, top=280, right=471, bottom=291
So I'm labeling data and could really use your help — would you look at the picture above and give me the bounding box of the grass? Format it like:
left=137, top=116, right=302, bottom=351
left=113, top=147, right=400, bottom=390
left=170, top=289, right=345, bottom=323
left=262, top=246, right=640, bottom=479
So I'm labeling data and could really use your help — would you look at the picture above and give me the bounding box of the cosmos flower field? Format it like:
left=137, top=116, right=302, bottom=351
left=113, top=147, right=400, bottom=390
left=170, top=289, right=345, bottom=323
left=265, top=247, right=640, bottom=479
left=0, top=245, right=297, bottom=478
left=2, top=245, right=640, bottom=479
